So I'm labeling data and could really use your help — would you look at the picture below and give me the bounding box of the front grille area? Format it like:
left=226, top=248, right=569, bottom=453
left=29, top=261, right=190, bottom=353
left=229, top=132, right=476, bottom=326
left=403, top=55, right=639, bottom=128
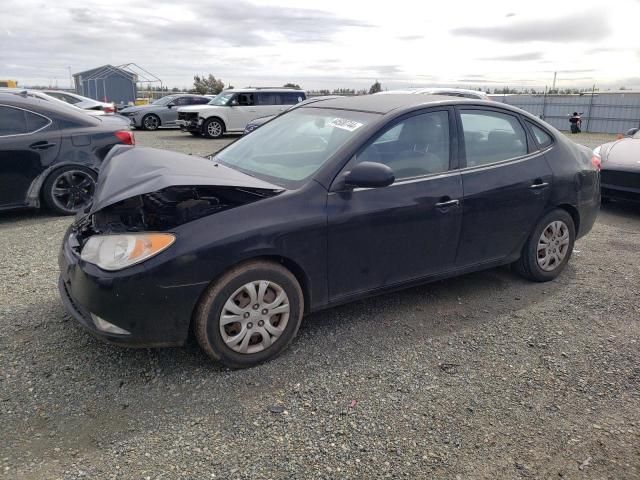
left=178, top=112, right=198, bottom=121
left=601, top=169, right=640, bottom=190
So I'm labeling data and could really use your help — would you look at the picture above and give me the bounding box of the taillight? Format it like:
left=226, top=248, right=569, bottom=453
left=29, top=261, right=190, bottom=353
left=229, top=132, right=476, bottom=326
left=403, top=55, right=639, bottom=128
left=115, top=130, right=135, bottom=145
left=103, top=105, right=115, bottom=113
left=591, top=155, right=601, bottom=171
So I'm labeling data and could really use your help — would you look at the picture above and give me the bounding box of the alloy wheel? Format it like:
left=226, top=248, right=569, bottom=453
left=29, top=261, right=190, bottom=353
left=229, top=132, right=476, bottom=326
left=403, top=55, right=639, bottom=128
left=207, top=121, right=222, bottom=137
left=537, top=220, right=570, bottom=272
left=219, top=280, right=290, bottom=354
left=143, top=115, right=159, bottom=130
left=50, top=170, right=95, bottom=213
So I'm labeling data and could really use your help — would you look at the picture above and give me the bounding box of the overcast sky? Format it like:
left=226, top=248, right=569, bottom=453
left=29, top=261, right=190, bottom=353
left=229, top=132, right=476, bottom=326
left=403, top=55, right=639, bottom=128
left=2, top=0, right=639, bottom=91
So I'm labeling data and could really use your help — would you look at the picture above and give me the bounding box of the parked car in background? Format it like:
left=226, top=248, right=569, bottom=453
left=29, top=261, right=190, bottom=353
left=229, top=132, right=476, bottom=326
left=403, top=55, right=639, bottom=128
left=42, top=90, right=115, bottom=113
left=243, top=95, right=339, bottom=134
left=176, top=88, right=306, bottom=138
left=0, top=89, right=131, bottom=129
left=593, top=129, right=640, bottom=203
left=59, top=94, right=599, bottom=368
left=119, top=94, right=211, bottom=130
left=378, top=87, right=490, bottom=100
left=0, top=91, right=134, bottom=215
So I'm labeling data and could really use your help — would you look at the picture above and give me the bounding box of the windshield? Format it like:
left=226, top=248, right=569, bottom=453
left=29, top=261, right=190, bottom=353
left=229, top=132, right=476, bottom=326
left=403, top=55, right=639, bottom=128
left=215, top=108, right=379, bottom=187
left=208, top=92, right=234, bottom=106
left=152, top=95, right=178, bottom=106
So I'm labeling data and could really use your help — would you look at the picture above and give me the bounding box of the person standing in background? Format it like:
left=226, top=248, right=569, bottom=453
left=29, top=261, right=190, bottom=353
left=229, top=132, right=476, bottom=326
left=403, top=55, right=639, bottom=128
left=569, top=112, right=582, bottom=133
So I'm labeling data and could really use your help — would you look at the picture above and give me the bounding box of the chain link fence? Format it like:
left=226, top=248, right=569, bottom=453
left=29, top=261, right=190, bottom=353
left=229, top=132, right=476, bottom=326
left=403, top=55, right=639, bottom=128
left=493, top=92, right=640, bottom=134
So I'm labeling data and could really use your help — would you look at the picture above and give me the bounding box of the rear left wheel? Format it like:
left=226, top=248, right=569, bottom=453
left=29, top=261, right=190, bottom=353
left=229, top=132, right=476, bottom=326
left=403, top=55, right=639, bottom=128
left=42, top=166, right=97, bottom=215
left=194, top=261, right=304, bottom=368
left=514, top=209, right=575, bottom=282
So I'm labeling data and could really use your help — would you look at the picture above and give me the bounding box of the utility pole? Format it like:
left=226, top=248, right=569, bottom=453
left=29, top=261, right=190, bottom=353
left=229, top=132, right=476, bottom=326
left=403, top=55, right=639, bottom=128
left=68, top=66, right=73, bottom=90
left=552, top=71, right=557, bottom=92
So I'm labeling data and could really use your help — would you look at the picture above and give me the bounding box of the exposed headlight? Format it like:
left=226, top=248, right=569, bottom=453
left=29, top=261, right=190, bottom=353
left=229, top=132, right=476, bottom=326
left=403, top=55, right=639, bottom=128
left=80, top=233, right=175, bottom=271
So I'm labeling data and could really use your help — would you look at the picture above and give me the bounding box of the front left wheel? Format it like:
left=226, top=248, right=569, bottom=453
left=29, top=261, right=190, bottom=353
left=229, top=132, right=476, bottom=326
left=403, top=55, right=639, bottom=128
left=141, top=114, right=161, bottom=131
left=194, top=261, right=304, bottom=368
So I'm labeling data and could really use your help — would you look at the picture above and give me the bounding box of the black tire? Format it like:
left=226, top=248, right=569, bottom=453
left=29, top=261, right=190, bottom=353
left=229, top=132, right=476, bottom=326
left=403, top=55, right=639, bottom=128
left=514, top=209, right=576, bottom=282
left=42, top=166, right=97, bottom=215
left=194, top=260, right=304, bottom=368
left=202, top=118, right=224, bottom=139
left=141, top=114, right=161, bottom=131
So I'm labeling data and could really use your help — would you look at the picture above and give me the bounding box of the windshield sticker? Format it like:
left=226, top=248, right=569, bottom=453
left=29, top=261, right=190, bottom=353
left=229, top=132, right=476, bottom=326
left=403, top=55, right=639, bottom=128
left=328, top=118, right=364, bottom=132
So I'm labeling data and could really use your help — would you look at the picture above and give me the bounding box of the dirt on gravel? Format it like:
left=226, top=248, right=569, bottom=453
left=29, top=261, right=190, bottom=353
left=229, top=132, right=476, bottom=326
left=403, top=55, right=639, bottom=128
left=0, top=131, right=638, bottom=479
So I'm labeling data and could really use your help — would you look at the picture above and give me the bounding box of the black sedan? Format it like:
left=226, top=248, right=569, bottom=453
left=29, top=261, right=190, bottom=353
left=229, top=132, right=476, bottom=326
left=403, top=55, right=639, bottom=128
left=0, top=92, right=135, bottom=214
left=594, top=129, right=640, bottom=203
left=59, top=95, right=600, bottom=368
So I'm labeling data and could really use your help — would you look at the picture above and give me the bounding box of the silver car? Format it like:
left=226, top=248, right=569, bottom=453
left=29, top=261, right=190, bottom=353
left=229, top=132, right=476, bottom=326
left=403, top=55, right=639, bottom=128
left=42, top=90, right=115, bottom=113
left=119, top=94, right=211, bottom=130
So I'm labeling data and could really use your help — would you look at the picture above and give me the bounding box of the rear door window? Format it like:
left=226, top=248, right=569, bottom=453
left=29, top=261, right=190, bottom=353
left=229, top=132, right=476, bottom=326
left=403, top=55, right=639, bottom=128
left=257, top=93, right=282, bottom=105
left=459, top=110, right=528, bottom=167
left=525, top=120, right=553, bottom=148
left=173, top=96, right=191, bottom=106
left=0, top=106, right=28, bottom=135
left=191, top=97, right=210, bottom=105
left=0, top=106, right=49, bottom=136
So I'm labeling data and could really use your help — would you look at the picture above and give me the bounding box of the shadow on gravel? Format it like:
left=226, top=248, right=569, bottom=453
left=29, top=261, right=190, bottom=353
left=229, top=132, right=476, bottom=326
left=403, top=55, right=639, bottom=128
left=599, top=200, right=640, bottom=223
left=38, top=262, right=575, bottom=377
left=0, top=208, right=67, bottom=227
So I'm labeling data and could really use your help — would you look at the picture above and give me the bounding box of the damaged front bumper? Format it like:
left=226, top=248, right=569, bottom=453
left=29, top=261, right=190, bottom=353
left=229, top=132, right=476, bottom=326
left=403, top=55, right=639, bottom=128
left=57, top=146, right=284, bottom=347
left=58, top=227, right=206, bottom=347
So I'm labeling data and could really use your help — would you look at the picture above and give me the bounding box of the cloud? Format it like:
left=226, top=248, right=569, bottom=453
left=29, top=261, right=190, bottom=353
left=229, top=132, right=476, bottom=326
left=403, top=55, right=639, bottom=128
left=481, top=52, right=544, bottom=61
left=397, top=35, right=423, bottom=41
left=452, top=9, right=610, bottom=42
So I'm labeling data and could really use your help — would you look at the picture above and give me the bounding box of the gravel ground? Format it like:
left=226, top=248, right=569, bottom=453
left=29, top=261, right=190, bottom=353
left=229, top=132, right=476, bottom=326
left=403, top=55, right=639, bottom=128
left=1, top=130, right=638, bottom=479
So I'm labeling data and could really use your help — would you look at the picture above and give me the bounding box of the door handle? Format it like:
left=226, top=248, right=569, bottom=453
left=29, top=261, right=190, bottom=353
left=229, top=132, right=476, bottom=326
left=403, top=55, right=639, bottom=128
left=30, top=141, right=56, bottom=150
left=435, top=198, right=460, bottom=208
left=530, top=181, right=549, bottom=190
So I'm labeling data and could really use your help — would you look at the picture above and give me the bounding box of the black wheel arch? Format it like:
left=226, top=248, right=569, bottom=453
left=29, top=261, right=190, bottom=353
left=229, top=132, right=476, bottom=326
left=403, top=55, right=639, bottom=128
left=188, top=254, right=311, bottom=338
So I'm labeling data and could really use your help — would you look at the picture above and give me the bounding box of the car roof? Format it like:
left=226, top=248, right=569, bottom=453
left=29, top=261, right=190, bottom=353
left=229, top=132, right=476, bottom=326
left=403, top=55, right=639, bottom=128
left=299, top=93, right=483, bottom=114
left=0, top=91, right=99, bottom=123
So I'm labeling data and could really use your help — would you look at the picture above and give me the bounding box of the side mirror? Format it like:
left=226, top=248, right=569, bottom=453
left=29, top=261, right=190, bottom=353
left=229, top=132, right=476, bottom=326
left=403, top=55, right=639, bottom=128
left=625, top=127, right=639, bottom=137
left=167, top=103, right=175, bottom=108
left=344, top=162, right=395, bottom=189
left=230, top=99, right=239, bottom=106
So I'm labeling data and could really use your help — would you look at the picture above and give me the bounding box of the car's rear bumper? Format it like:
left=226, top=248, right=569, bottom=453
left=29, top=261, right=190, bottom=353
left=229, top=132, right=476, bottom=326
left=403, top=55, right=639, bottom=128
left=57, top=228, right=205, bottom=348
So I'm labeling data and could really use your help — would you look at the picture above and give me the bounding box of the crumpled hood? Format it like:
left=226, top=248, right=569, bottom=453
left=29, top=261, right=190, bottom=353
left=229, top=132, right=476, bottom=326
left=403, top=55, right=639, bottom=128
left=89, top=146, right=282, bottom=213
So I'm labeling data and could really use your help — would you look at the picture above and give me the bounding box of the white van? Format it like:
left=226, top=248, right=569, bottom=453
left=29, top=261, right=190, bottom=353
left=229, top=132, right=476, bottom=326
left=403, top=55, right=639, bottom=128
left=176, top=88, right=306, bottom=138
